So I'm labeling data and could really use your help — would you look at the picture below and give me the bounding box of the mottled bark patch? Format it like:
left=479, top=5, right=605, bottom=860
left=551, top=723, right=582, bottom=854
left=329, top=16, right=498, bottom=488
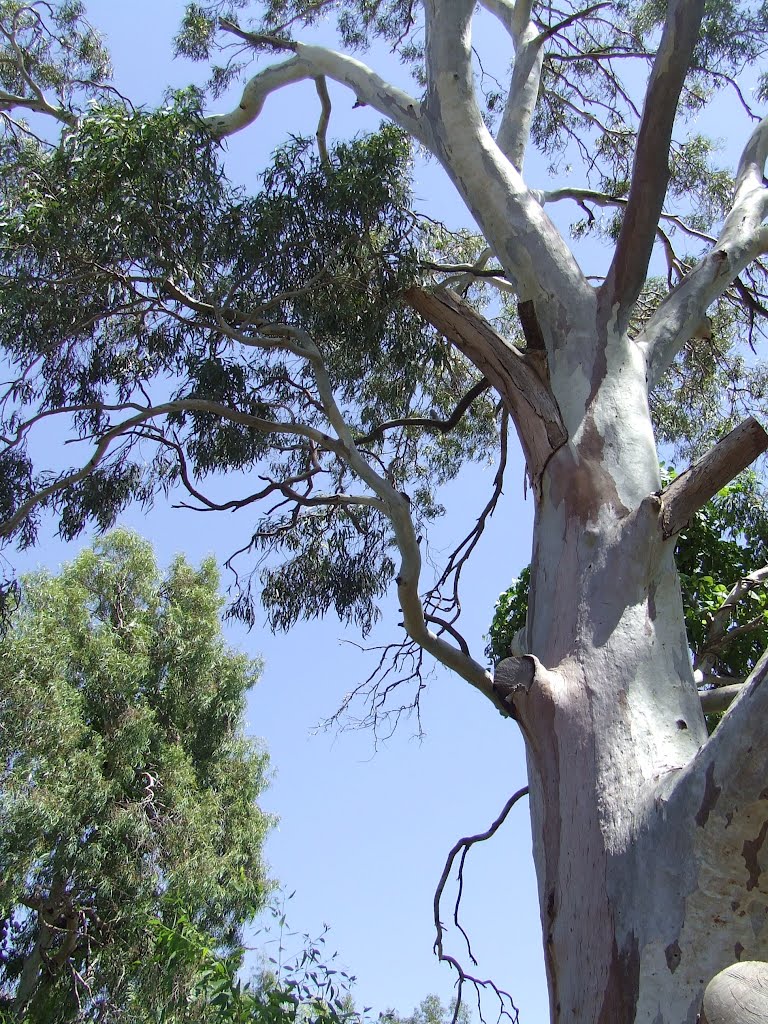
left=548, top=420, right=628, bottom=522
left=742, top=819, right=768, bottom=891
left=665, top=940, right=682, bottom=973
left=696, top=762, right=721, bottom=827
left=597, top=934, right=640, bottom=1024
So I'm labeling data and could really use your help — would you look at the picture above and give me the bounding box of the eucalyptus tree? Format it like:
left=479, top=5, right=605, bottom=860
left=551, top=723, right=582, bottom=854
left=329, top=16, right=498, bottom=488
left=2, top=1, right=768, bottom=1021
left=0, top=529, right=271, bottom=1021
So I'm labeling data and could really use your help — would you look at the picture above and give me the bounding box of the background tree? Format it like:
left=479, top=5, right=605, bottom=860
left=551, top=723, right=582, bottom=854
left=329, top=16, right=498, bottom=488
left=0, top=529, right=272, bottom=1022
left=3, top=1, right=768, bottom=1021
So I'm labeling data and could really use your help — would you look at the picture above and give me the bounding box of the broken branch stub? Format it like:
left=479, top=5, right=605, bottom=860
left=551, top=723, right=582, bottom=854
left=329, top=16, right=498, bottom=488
left=660, top=417, right=768, bottom=538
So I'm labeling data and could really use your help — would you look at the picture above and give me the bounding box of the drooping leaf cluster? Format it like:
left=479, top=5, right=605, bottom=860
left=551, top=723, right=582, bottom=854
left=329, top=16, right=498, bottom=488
left=1, top=66, right=499, bottom=635
left=0, top=530, right=272, bottom=1022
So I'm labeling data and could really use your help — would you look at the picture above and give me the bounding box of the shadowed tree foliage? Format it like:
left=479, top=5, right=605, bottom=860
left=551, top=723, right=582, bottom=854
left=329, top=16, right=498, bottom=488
left=0, top=529, right=271, bottom=1022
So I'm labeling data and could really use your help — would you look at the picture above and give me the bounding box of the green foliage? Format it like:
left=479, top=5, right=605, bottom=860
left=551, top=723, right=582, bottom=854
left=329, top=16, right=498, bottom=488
left=487, top=473, right=768, bottom=681
left=485, top=567, right=530, bottom=666
left=1, top=84, right=497, bottom=632
left=145, top=903, right=364, bottom=1024
left=0, top=529, right=272, bottom=1021
left=0, top=0, right=111, bottom=106
left=672, top=469, right=768, bottom=678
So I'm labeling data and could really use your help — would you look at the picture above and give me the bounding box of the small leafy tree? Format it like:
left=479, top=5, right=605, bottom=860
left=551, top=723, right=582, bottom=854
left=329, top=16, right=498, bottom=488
left=0, top=529, right=272, bottom=1022
left=147, top=906, right=363, bottom=1024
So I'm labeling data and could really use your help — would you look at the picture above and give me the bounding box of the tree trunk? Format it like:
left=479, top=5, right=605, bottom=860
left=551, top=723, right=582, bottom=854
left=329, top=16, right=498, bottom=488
left=491, top=323, right=768, bottom=1023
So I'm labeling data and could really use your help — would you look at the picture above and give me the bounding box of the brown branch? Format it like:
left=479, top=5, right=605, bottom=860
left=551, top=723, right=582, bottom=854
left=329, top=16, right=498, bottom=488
left=433, top=788, right=529, bottom=1024
left=219, top=19, right=298, bottom=52
left=424, top=614, right=471, bottom=656
left=659, top=417, right=768, bottom=538
left=405, top=286, right=567, bottom=490
left=600, top=0, right=706, bottom=325
left=355, top=379, right=490, bottom=445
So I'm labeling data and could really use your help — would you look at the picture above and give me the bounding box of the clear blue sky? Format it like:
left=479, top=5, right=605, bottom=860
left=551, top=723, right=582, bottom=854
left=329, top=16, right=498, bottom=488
left=14, top=4, right=757, bottom=1022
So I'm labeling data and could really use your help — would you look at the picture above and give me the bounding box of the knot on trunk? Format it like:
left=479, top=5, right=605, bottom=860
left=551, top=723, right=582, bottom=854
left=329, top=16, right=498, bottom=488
left=701, top=961, right=768, bottom=1023
left=493, top=655, right=537, bottom=710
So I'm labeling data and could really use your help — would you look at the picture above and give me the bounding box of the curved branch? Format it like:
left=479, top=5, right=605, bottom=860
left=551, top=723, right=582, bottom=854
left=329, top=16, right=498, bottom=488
left=355, top=379, right=490, bottom=445
left=433, top=786, right=529, bottom=1023
left=206, top=44, right=430, bottom=147
left=405, top=286, right=567, bottom=490
left=0, top=87, right=75, bottom=125
left=0, top=399, right=345, bottom=541
left=638, top=181, right=768, bottom=389
left=734, top=115, right=768, bottom=208
left=422, top=0, right=589, bottom=309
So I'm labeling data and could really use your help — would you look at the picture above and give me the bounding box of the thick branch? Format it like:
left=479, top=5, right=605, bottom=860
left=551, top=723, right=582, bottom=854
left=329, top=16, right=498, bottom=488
left=601, top=0, right=705, bottom=325
left=698, top=684, right=745, bottom=714
left=663, top=651, right=768, bottom=968
left=0, top=87, right=75, bottom=125
left=638, top=124, right=768, bottom=387
left=206, top=44, right=430, bottom=146
left=477, top=0, right=543, bottom=171
left=405, top=286, right=567, bottom=488
left=734, top=115, right=768, bottom=208
left=658, top=417, right=768, bottom=538
left=422, top=0, right=589, bottom=310
left=266, top=320, right=506, bottom=710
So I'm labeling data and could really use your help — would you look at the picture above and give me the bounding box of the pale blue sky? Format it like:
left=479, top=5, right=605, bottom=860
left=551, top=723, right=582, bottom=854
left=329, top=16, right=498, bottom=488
left=12, top=4, right=760, bottom=1022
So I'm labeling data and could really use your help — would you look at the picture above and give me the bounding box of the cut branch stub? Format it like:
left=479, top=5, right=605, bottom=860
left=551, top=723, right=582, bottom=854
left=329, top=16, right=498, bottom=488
left=405, top=286, right=567, bottom=489
left=698, top=684, right=745, bottom=715
left=660, top=417, right=768, bottom=538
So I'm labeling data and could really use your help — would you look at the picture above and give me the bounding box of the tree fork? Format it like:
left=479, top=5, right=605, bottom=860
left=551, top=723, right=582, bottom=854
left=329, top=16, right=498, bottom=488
left=404, top=286, right=567, bottom=489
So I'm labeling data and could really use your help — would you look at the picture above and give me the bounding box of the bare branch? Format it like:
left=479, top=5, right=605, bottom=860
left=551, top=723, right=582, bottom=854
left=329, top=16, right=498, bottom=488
left=0, top=86, right=75, bottom=125
left=422, top=0, right=589, bottom=309
left=314, top=76, right=331, bottom=169
left=659, top=417, right=768, bottom=538
left=698, top=683, right=745, bottom=714
left=355, top=379, right=490, bottom=445
left=638, top=125, right=768, bottom=386
left=434, top=787, right=528, bottom=1024
left=734, top=114, right=768, bottom=208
